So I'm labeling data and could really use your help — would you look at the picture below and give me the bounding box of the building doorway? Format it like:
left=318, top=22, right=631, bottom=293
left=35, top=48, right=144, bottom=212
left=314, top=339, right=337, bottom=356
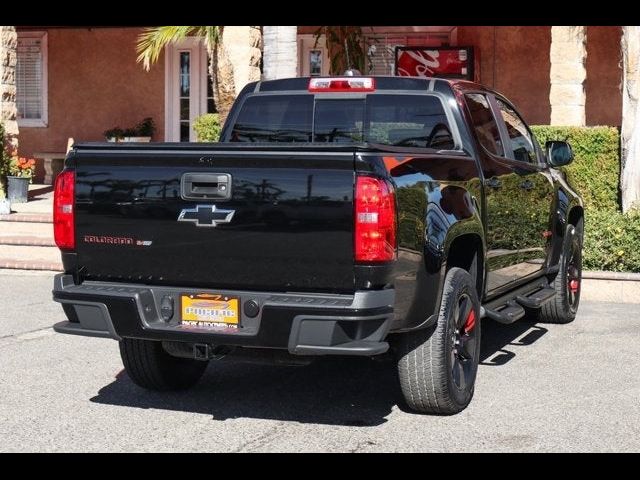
left=165, top=38, right=215, bottom=142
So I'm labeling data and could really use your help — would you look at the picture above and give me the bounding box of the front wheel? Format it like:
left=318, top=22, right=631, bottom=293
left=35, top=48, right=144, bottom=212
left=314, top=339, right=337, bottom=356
left=395, top=267, right=481, bottom=414
left=119, top=339, right=208, bottom=391
left=538, top=220, right=583, bottom=324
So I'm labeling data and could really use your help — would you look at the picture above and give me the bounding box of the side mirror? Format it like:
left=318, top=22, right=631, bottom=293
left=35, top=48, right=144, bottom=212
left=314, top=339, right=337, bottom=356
left=546, top=140, right=574, bottom=167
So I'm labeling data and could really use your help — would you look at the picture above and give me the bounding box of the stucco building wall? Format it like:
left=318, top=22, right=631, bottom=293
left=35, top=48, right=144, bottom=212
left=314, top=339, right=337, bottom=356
left=17, top=27, right=164, bottom=180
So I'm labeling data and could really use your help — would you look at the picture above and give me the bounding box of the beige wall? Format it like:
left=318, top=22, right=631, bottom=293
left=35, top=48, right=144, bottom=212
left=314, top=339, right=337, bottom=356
left=17, top=27, right=164, bottom=181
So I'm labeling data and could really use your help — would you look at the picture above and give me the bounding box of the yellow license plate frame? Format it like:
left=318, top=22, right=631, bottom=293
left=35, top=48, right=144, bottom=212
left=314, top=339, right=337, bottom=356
left=180, top=293, right=240, bottom=328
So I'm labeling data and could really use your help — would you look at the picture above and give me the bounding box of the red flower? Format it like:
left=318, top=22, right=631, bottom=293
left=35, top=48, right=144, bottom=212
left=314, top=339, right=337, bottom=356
left=9, top=155, right=36, bottom=176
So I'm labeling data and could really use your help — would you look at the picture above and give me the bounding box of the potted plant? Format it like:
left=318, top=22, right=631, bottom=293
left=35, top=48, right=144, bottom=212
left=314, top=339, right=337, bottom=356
left=126, top=117, right=155, bottom=142
left=104, top=127, right=125, bottom=142
left=104, top=117, right=155, bottom=143
left=7, top=156, right=36, bottom=203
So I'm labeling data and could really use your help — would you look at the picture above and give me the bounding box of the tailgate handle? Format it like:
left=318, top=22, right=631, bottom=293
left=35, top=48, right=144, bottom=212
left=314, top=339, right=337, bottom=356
left=181, top=173, right=232, bottom=200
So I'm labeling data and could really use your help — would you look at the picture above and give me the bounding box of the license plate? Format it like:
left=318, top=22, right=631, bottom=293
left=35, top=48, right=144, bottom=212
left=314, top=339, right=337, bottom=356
left=180, top=293, right=240, bottom=328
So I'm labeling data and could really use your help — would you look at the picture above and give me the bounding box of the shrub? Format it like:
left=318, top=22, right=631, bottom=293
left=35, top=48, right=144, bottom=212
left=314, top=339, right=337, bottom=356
left=531, top=126, right=619, bottom=211
left=193, top=114, right=221, bottom=142
left=583, top=209, right=640, bottom=272
left=532, top=125, right=640, bottom=273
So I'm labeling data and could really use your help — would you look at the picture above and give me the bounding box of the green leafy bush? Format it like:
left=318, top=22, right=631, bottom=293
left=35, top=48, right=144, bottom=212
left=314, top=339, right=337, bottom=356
left=193, top=114, right=221, bottom=142
left=531, top=126, right=619, bottom=211
left=583, top=209, right=640, bottom=272
left=532, top=125, right=640, bottom=273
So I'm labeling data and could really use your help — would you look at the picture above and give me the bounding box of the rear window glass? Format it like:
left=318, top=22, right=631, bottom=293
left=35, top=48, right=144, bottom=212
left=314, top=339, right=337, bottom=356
left=229, top=94, right=454, bottom=149
left=314, top=100, right=365, bottom=143
left=229, top=95, right=313, bottom=142
left=366, top=95, right=454, bottom=149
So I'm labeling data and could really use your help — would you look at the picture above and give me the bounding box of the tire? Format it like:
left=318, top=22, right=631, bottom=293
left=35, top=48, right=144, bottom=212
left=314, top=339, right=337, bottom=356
left=538, top=219, right=583, bottom=324
left=119, top=339, right=208, bottom=391
left=395, top=267, right=482, bottom=415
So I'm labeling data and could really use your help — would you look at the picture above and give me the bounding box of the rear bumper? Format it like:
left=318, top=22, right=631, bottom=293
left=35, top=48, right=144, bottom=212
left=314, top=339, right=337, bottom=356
left=52, top=274, right=394, bottom=356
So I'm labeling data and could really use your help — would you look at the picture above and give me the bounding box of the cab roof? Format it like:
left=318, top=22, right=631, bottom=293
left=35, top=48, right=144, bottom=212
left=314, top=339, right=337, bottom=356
left=253, top=76, right=488, bottom=94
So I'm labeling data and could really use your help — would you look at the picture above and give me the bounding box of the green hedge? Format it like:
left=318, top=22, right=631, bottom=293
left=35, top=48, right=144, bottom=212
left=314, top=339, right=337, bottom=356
left=532, top=125, right=640, bottom=273
left=583, top=209, right=640, bottom=272
left=531, top=126, right=619, bottom=211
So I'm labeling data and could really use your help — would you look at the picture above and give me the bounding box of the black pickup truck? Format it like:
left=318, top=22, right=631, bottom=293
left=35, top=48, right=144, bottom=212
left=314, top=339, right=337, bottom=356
left=52, top=76, right=583, bottom=414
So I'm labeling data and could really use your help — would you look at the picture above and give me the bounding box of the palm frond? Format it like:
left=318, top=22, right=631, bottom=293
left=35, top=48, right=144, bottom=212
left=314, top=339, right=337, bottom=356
left=136, top=26, right=197, bottom=70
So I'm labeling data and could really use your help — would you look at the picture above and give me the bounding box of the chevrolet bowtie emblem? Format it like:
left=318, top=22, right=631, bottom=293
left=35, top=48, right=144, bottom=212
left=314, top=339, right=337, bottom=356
left=177, top=205, right=235, bottom=227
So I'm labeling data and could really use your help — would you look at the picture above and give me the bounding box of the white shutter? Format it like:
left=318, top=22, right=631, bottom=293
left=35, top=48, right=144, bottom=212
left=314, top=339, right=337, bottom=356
left=16, top=32, right=47, bottom=125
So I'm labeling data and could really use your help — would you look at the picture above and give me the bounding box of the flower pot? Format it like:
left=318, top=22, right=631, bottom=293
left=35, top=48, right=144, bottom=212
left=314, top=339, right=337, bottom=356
left=7, top=176, right=31, bottom=203
left=0, top=198, right=11, bottom=215
left=105, top=137, right=151, bottom=143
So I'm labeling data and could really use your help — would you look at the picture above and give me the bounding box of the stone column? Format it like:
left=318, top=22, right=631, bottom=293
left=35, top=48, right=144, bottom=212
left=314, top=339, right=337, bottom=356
left=1, top=26, right=18, bottom=152
left=222, top=26, right=262, bottom=95
left=262, top=26, right=298, bottom=80
left=550, top=26, right=587, bottom=125
left=621, top=26, right=640, bottom=212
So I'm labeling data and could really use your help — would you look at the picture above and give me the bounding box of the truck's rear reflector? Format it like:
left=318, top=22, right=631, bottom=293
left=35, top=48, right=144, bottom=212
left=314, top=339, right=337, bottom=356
left=309, top=77, right=376, bottom=93
left=355, top=176, right=396, bottom=262
left=54, top=170, right=75, bottom=250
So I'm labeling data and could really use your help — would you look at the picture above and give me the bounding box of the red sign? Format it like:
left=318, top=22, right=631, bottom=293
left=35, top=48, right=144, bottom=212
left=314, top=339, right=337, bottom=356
left=395, top=47, right=474, bottom=80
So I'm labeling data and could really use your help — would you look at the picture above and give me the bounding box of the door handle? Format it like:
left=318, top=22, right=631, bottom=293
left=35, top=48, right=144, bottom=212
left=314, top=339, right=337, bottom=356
left=484, top=177, right=502, bottom=189
left=181, top=173, right=232, bottom=201
left=520, top=179, right=535, bottom=191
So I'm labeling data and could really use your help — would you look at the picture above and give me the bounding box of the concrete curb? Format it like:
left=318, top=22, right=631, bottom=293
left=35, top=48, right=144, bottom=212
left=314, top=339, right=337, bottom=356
left=581, top=271, right=640, bottom=304
left=0, top=213, right=53, bottom=223
left=0, top=259, right=62, bottom=272
left=0, top=235, right=56, bottom=247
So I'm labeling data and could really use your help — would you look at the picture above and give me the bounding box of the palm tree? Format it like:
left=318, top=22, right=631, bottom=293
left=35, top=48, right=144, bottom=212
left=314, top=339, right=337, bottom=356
left=622, top=26, right=640, bottom=212
left=314, top=26, right=367, bottom=74
left=262, top=26, right=298, bottom=80
left=136, top=26, right=237, bottom=123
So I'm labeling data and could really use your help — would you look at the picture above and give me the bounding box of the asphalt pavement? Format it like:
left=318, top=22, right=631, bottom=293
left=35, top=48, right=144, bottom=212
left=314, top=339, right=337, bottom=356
left=0, top=269, right=638, bottom=452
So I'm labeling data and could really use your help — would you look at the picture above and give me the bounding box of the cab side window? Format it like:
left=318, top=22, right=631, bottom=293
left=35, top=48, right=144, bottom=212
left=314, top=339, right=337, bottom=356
left=496, top=98, right=537, bottom=164
left=465, top=93, right=504, bottom=156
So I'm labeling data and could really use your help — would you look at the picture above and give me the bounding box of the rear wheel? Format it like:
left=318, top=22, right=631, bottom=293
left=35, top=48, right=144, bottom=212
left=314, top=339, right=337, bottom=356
left=538, top=220, right=583, bottom=324
left=119, top=339, right=208, bottom=391
left=395, top=267, right=481, bottom=414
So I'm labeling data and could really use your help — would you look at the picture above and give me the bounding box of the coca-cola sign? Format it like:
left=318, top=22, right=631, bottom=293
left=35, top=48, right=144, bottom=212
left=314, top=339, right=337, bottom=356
left=395, top=47, right=474, bottom=80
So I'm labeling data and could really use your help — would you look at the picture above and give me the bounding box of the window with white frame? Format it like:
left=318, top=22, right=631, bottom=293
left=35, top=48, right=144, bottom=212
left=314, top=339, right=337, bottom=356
left=16, top=31, right=48, bottom=127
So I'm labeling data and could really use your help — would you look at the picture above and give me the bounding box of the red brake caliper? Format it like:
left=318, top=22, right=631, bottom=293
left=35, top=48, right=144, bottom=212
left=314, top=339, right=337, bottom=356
left=569, top=279, right=580, bottom=293
left=463, top=309, right=476, bottom=334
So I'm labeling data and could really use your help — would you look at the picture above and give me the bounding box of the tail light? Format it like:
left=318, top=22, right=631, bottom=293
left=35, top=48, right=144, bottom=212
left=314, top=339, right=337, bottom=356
left=355, top=176, right=396, bottom=262
left=308, top=77, right=376, bottom=92
left=54, top=170, right=75, bottom=250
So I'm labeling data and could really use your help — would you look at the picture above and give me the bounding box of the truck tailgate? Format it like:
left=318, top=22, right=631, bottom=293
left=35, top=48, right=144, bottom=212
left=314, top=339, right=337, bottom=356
left=72, top=147, right=356, bottom=292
